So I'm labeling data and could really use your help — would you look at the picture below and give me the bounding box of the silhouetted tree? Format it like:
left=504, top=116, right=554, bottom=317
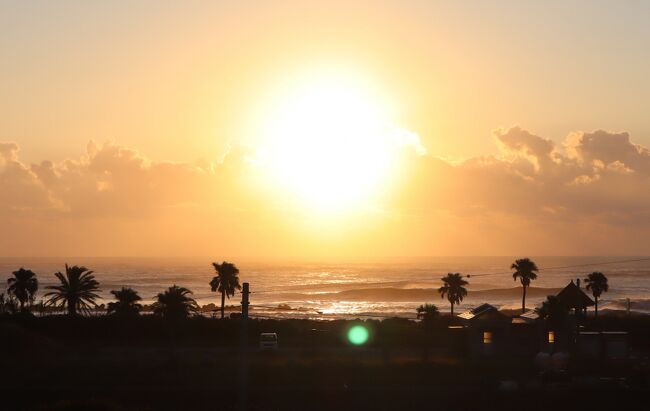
left=416, top=303, right=440, bottom=322
left=511, top=258, right=539, bottom=312
left=32, top=299, right=46, bottom=316
left=538, top=295, right=569, bottom=326
left=43, top=264, right=100, bottom=316
left=153, top=285, right=198, bottom=319
left=107, top=287, right=142, bottom=317
left=416, top=303, right=439, bottom=362
left=584, top=272, right=609, bottom=317
left=210, top=261, right=241, bottom=319
left=0, top=293, right=19, bottom=314
left=438, top=273, right=468, bottom=316
left=7, top=268, right=38, bottom=311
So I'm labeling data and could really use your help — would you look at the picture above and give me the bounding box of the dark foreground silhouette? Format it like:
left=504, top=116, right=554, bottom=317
left=2, top=314, right=649, bottom=410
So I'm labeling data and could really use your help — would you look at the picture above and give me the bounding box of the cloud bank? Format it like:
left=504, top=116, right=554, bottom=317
left=1, top=127, right=649, bottom=257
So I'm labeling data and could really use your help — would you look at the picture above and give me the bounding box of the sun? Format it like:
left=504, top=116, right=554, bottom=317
left=256, top=72, right=413, bottom=212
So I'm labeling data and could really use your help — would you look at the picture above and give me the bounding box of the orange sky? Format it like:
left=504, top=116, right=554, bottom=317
left=1, top=1, right=650, bottom=257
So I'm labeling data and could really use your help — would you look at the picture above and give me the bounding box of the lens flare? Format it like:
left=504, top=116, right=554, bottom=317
left=347, top=325, right=369, bottom=345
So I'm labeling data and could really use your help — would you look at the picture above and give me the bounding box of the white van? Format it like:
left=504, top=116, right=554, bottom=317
left=259, top=332, right=278, bottom=350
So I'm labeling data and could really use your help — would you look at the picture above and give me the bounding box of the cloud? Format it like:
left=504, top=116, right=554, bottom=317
left=494, top=126, right=557, bottom=173
left=387, top=127, right=650, bottom=254
left=565, top=130, right=650, bottom=174
left=0, top=142, right=55, bottom=212
left=0, top=142, right=20, bottom=163
left=454, top=127, right=650, bottom=220
left=1, top=127, right=650, bottom=256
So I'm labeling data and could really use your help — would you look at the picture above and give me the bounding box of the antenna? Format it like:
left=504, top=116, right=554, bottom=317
left=241, top=282, right=250, bottom=320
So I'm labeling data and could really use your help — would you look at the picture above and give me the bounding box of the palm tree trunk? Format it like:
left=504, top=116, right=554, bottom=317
left=450, top=302, right=454, bottom=316
left=522, top=285, right=527, bottom=312
left=595, top=296, right=598, bottom=317
left=221, top=290, right=226, bottom=319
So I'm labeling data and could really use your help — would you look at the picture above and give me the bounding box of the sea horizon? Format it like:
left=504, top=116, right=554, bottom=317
left=3, top=255, right=649, bottom=318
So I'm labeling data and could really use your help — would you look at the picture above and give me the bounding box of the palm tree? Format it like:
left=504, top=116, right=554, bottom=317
left=511, top=258, right=539, bottom=312
left=584, top=272, right=609, bottom=317
left=107, top=287, right=142, bottom=317
left=43, top=264, right=101, bottom=316
left=153, top=285, right=198, bottom=319
left=438, top=273, right=468, bottom=316
left=7, top=268, right=38, bottom=311
left=210, top=261, right=242, bottom=319
left=416, top=303, right=440, bottom=322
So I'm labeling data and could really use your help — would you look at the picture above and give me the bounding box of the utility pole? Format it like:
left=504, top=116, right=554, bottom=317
left=241, top=282, right=250, bottom=320
left=239, top=282, right=250, bottom=410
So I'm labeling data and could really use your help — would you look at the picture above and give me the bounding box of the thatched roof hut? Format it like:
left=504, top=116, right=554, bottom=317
left=556, top=280, right=594, bottom=310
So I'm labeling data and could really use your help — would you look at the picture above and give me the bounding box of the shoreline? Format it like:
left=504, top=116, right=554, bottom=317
left=19, top=306, right=650, bottom=321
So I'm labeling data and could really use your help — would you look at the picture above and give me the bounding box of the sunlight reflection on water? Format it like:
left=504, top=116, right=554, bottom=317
left=1, top=256, right=649, bottom=318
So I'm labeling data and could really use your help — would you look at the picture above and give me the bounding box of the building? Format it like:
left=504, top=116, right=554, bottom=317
left=456, top=304, right=511, bottom=356
left=555, top=279, right=595, bottom=316
left=445, top=281, right=626, bottom=360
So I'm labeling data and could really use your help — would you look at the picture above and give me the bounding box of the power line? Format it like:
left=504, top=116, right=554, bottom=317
left=239, top=256, right=650, bottom=320
left=242, top=257, right=650, bottom=287
left=537, top=257, right=650, bottom=271
left=467, top=256, right=650, bottom=278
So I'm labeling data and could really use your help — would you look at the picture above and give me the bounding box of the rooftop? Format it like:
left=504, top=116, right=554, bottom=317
left=556, top=280, right=595, bottom=308
left=458, top=303, right=500, bottom=320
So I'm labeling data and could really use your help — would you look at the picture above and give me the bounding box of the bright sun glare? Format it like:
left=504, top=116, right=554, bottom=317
left=257, top=73, right=419, bottom=212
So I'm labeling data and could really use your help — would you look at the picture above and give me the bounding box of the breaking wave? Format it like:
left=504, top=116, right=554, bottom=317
left=274, top=286, right=562, bottom=302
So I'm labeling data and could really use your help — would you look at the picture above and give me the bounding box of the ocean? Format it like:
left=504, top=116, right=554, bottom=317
left=1, top=256, right=649, bottom=319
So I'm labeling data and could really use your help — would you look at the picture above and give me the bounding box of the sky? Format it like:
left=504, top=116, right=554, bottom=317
left=1, top=1, right=650, bottom=257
